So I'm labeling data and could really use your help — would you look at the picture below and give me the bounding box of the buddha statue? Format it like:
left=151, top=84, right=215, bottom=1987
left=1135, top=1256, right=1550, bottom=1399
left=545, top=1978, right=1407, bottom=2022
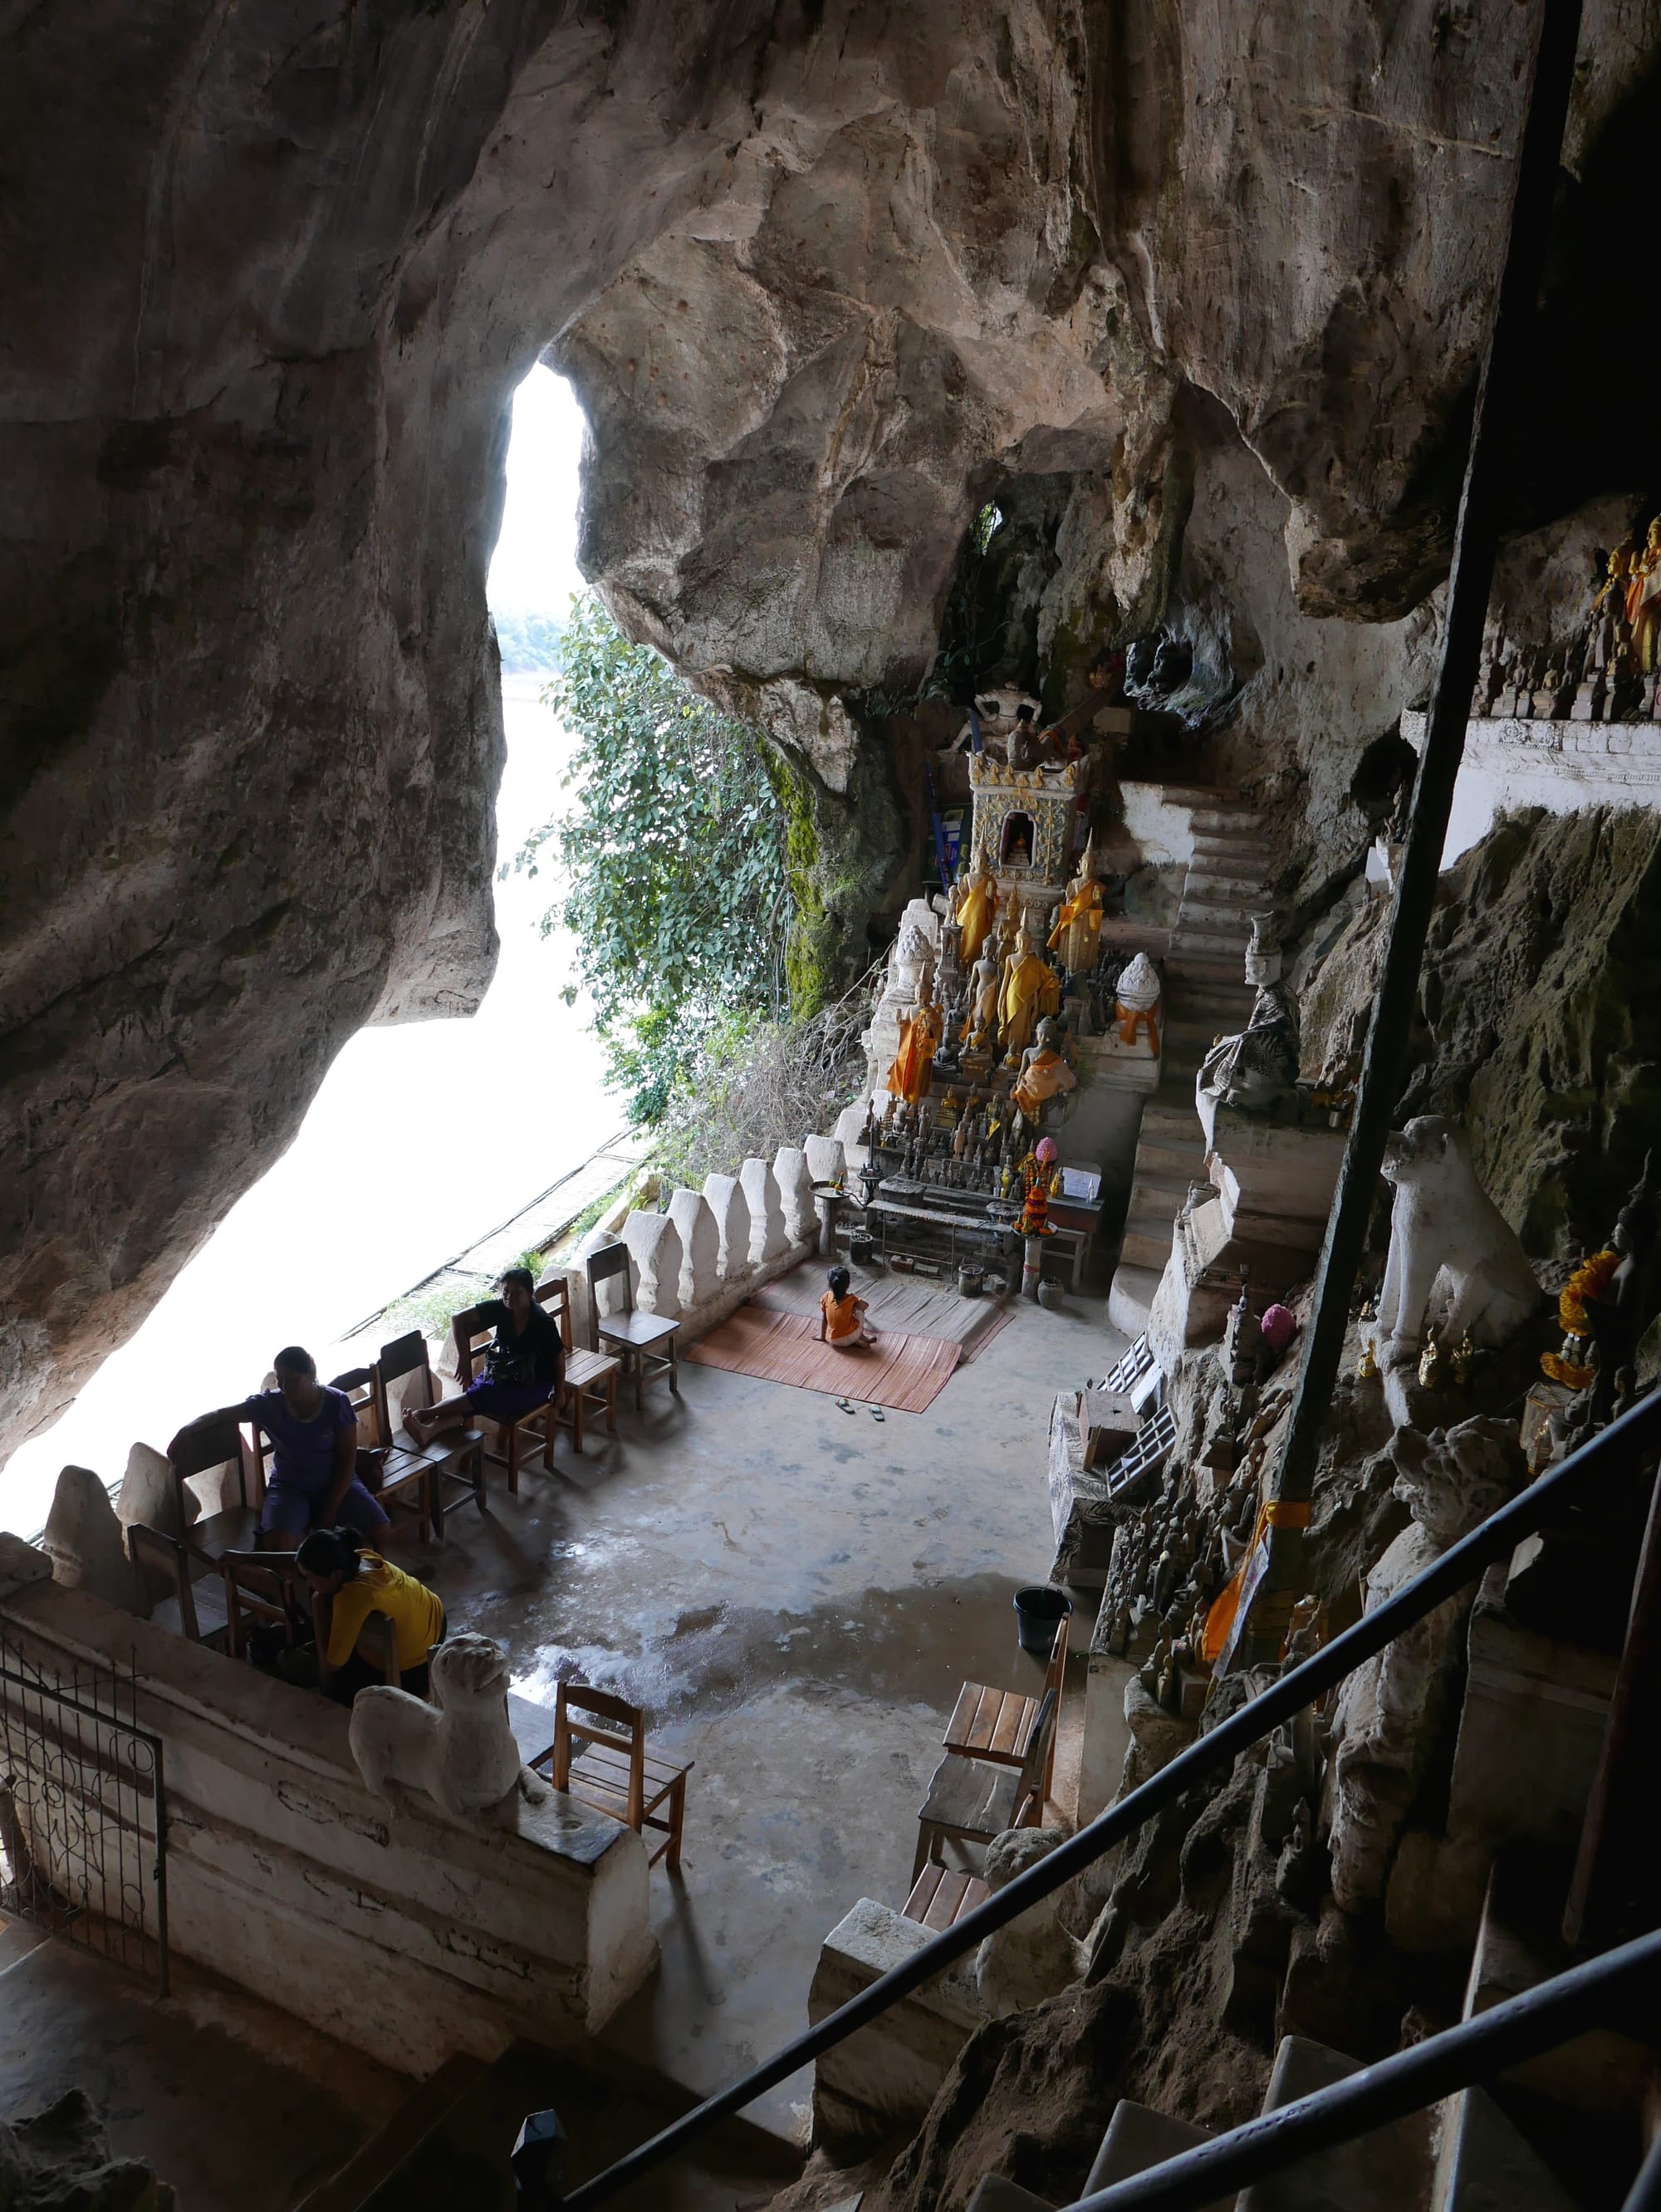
left=1625, top=518, right=1661, bottom=674
left=1012, top=1016, right=1078, bottom=1121
left=951, top=845, right=1000, bottom=969
left=965, top=945, right=1001, bottom=1051
left=1047, top=835, right=1106, bottom=978
left=1195, top=922, right=1299, bottom=1118
left=884, top=974, right=944, bottom=1106
left=997, top=922, right=1061, bottom=1060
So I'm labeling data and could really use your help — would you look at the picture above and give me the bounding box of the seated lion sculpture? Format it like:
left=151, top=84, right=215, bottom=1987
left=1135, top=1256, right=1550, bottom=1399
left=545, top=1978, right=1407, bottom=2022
left=1372, top=1116, right=1541, bottom=1367
left=349, top=1632, right=550, bottom=1818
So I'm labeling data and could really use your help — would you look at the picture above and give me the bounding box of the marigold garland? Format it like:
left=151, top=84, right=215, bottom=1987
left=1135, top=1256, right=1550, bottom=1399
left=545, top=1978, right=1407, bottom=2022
left=1540, top=1247, right=1620, bottom=1390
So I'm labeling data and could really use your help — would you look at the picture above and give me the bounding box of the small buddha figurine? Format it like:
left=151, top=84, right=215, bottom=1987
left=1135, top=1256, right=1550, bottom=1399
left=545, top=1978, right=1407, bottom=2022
left=997, top=921, right=1062, bottom=1060
left=884, top=974, right=944, bottom=1106
left=1047, top=834, right=1107, bottom=978
left=1003, top=821, right=1033, bottom=868
left=1012, top=1015, right=1078, bottom=1121
left=1007, top=706, right=1041, bottom=771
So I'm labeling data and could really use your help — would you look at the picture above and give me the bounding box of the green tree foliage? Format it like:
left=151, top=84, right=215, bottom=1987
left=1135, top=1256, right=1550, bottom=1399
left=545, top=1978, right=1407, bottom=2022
left=507, top=596, right=790, bottom=1122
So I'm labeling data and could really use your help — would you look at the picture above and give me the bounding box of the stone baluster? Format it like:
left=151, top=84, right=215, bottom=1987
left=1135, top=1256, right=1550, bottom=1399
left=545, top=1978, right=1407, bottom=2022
left=701, top=1173, right=753, bottom=1283
left=666, top=1188, right=721, bottom=1312
left=739, top=1156, right=788, bottom=1266
left=772, top=1146, right=816, bottom=1243
left=622, top=1209, right=684, bottom=1319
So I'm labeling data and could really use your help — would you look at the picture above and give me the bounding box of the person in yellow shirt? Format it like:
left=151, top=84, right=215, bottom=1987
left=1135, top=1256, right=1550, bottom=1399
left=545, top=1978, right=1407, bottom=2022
left=296, top=1527, right=447, bottom=1704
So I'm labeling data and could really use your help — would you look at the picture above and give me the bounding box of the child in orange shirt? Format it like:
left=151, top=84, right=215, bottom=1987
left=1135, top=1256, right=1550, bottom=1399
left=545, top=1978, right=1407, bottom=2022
left=820, top=1265, right=877, bottom=1348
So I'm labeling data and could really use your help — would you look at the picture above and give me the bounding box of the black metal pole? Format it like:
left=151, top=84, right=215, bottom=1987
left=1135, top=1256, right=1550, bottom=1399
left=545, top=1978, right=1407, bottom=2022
left=1237, top=0, right=1585, bottom=1663
left=1062, top=1928, right=1661, bottom=2212
left=556, top=1390, right=1661, bottom=2210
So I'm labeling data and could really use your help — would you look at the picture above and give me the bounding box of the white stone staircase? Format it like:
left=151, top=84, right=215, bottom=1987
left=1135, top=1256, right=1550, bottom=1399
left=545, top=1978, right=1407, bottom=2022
left=1106, top=791, right=1267, bottom=1337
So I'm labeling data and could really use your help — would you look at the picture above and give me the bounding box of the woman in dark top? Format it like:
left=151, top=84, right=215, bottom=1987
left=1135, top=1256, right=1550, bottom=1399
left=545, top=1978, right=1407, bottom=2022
left=169, top=1345, right=390, bottom=1546
left=402, top=1267, right=566, bottom=1446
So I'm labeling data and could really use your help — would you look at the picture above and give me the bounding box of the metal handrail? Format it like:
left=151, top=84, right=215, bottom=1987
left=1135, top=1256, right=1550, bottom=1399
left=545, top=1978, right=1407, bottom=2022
left=553, top=1386, right=1661, bottom=2208
left=1063, top=1927, right=1661, bottom=2210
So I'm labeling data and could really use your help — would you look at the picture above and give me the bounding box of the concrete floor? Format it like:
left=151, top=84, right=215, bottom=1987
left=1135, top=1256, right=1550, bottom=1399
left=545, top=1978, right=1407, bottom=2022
left=416, top=1268, right=1129, bottom=2143
left=0, top=1268, right=1128, bottom=2201
left=0, top=1924, right=408, bottom=2208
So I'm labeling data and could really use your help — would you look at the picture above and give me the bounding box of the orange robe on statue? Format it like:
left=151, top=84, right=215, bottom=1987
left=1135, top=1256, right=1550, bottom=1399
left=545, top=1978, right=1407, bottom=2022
left=885, top=1002, right=943, bottom=1104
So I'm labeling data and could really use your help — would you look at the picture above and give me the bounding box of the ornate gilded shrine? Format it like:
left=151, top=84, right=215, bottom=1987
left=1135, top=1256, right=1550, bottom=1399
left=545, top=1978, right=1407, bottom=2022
left=968, top=755, right=1085, bottom=926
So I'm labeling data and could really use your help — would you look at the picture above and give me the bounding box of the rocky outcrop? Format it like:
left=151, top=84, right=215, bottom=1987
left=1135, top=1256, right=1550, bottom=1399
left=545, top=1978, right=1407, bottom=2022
left=6, top=1, right=1661, bottom=1459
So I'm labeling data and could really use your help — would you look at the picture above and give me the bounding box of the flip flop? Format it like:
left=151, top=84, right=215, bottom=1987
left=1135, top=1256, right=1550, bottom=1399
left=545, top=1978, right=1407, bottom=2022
left=869, top=1405, right=886, bottom=1422
left=836, top=1397, right=857, bottom=1415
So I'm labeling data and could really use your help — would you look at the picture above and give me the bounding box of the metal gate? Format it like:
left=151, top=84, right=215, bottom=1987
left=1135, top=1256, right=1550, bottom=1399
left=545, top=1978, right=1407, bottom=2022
left=0, top=1625, right=169, bottom=1994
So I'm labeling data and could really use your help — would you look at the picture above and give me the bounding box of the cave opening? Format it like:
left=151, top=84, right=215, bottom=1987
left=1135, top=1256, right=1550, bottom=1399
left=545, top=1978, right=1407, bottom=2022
left=0, top=367, right=608, bottom=1531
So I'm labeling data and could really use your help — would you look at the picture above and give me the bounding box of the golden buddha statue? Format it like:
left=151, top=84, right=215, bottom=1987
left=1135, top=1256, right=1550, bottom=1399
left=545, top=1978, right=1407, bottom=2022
left=997, top=922, right=1061, bottom=1060
left=1047, top=835, right=1105, bottom=976
left=1624, top=518, right=1661, bottom=674
left=884, top=975, right=944, bottom=1106
left=951, top=845, right=1000, bottom=969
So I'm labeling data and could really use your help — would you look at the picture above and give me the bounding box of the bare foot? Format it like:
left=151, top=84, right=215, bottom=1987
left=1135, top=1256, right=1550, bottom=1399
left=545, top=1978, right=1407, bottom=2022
left=401, top=1407, right=430, bottom=1445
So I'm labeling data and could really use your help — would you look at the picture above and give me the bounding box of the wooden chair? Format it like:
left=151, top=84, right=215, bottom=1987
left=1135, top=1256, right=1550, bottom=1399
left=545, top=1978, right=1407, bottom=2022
left=912, top=1687, right=1056, bottom=1883
left=217, top=1549, right=304, bottom=1661
left=330, top=1365, right=434, bottom=1544
left=538, top=1682, right=692, bottom=1871
left=902, top=1862, right=989, bottom=1930
left=541, top=1277, right=621, bottom=1454
left=942, top=1614, right=1067, bottom=1806
left=171, top=1415, right=262, bottom=1568
left=376, top=1332, right=487, bottom=1529
left=449, top=1296, right=560, bottom=1493
left=586, top=1242, right=679, bottom=1412
left=128, top=1524, right=230, bottom=1650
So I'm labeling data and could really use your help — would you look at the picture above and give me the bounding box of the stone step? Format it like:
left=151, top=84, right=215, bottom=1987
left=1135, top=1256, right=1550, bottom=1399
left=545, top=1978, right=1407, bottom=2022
left=1170, top=933, right=1252, bottom=962
left=1432, top=2086, right=1578, bottom=2212
left=1168, top=983, right=1256, bottom=1018
left=1139, top=1106, right=1202, bottom=1142
left=295, top=2055, right=492, bottom=2211
left=1085, top=2100, right=1227, bottom=2210
left=965, top=2179, right=1051, bottom=2211
left=1107, top=1261, right=1164, bottom=1338
left=1182, top=886, right=1257, bottom=920
left=1133, top=1145, right=1203, bottom=1187
left=1237, top=2036, right=1433, bottom=2212
left=1166, top=954, right=1252, bottom=988
left=1142, top=782, right=1237, bottom=807
left=1120, top=1215, right=1178, bottom=1270
left=1190, top=808, right=1265, bottom=833
left=1127, top=1172, right=1193, bottom=1221
left=1182, top=872, right=1270, bottom=904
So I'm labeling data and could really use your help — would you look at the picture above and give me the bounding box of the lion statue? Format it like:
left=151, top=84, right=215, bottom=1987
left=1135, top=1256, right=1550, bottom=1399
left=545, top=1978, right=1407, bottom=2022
left=349, top=1632, right=550, bottom=1818
left=1325, top=1416, right=1521, bottom=1909
left=1371, top=1116, right=1541, bottom=1367
left=974, top=1827, right=1087, bottom=2018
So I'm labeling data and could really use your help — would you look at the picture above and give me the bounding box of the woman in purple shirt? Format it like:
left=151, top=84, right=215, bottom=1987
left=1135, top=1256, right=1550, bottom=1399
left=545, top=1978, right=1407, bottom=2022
left=170, top=1346, right=390, bottom=1545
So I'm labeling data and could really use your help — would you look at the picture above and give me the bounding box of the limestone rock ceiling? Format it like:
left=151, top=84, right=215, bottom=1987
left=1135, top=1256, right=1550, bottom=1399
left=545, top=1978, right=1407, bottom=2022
left=2, top=0, right=1658, bottom=1461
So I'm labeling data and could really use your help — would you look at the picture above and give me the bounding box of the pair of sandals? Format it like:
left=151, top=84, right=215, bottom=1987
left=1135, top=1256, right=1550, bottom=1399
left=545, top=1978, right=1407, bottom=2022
left=836, top=1398, right=885, bottom=1421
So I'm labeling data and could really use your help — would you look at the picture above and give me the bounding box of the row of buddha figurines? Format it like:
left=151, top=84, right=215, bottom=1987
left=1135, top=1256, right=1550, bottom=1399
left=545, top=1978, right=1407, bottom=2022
left=885, top=944, right=1163, bottom=1123
left=577, top=1139, right=847, bottom=1326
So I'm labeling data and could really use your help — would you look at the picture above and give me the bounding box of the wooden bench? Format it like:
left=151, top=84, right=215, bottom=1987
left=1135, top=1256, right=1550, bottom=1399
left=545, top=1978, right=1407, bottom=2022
left=902, top=1862, right=989, bottom=1930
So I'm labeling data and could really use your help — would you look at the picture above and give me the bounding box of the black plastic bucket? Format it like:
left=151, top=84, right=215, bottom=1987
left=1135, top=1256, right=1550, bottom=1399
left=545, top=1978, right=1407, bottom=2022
left=1013, top=1583, right=1073, bottom=1659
